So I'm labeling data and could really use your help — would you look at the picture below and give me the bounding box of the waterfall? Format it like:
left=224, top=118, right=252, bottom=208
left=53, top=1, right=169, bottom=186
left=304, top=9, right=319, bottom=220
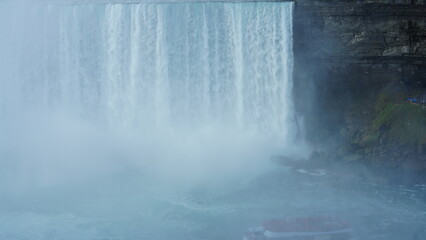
left=0, top=2, right=294, bottom=188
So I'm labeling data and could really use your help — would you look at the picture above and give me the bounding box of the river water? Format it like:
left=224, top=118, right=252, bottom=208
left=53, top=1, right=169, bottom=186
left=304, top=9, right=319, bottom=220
left=1, top=166, right=426, bottom=240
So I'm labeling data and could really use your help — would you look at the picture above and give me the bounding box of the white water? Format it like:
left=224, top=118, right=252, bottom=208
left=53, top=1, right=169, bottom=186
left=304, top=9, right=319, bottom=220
left=7, top=2, right=293, bottom=132
left=1, top=3, right=426, bottom=240
left=0, top=2, right=295, bottom=189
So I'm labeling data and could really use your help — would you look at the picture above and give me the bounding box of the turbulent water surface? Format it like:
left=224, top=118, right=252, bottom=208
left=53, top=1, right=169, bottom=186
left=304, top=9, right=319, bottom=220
left=0, top=1, right=425, bottom=240
left=1, top=169, right=426, bottom=240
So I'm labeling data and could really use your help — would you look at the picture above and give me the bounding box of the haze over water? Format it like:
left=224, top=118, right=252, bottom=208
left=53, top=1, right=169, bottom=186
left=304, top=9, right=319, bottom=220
left=0, top=2, right=425, bottom=240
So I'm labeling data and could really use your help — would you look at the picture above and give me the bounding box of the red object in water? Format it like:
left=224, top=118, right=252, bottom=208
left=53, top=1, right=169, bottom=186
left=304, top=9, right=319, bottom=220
left=244, top=216, right=353, bottom=240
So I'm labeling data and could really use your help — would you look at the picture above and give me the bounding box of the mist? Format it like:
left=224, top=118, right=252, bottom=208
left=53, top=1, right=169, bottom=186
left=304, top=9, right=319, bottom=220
left=0, top=1, right=296, bottom=190
left=1, top=1, right=425, bottom=240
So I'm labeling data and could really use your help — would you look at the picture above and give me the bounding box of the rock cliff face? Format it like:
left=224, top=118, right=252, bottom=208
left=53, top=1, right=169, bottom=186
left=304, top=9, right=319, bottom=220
left=293, top=0, right=426, bottom=173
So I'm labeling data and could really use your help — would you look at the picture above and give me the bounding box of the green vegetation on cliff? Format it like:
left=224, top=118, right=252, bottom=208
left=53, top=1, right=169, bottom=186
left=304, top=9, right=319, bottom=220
left=372, top=94, right=426, bottom=146
left=347, top=92, right=426, bottom=171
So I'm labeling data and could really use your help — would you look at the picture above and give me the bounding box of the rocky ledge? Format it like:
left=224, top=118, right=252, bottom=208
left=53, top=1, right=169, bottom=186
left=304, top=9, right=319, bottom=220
left=293, top=0, right=426, bottom=178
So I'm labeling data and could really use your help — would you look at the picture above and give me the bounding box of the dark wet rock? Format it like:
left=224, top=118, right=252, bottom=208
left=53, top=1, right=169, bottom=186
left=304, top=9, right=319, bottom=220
left=272, top=151, right=334, bottom=172
left=308, top=150, right=333, bottom=165
left=271, top=155, right=308, bottom=169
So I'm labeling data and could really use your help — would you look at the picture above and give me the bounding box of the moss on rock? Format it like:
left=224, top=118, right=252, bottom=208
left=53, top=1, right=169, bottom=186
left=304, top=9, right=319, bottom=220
left=372, top=94, right=426, bottom=146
